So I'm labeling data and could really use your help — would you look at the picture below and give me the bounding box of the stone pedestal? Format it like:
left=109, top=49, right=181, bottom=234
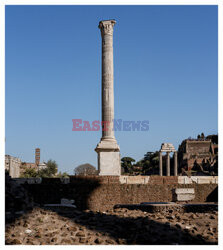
left=97, top=151, right=121, bottom=176
left=95, top=20, right=121, bottom=176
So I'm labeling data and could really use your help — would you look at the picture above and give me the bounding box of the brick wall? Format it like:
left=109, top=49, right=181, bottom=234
left=15, top=176, right=217, bottom=211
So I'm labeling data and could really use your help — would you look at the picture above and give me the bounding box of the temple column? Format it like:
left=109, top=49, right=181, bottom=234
left=166, top=152, right=170, bottom=176
left=159, top=151, right=163, bottom=176
left=95, top=20, right=120, bottom=176
left=174, top=151, right=178, bottom=176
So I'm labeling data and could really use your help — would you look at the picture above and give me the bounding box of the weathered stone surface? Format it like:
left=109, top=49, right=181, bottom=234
left=175, top=188, right=195, bottom=194
left=95, top=20, right=121, bottom=176
left=197, top=177, right=218, bottom=184
left=159, top=143, right=177, bottom=176
left=178, top=139, right=217, bottom=172
left=9, top=176, right=218, bottom=212
left=97, top=151, right=121, bottom=176
left=176, top=194, right=195, bottom=201
left=178, top=176, right=218, bottom=184
left=175, top=188, right=195, bottom=201
left=166, top=152, right=170, bottom=176
left=160, top=143, right=176, bottom=152
left=61, top=198, right=75, bottom=205
left=5, top=155, right=21, bottom=178
left=44, top=204, right=77, bottom=208
left=5, top=173, right=34, bottom=223
left=119, top=176, right=150, bottom=184
left=5, top=207, right=218, bottom=245
left=14, top=176, right=218, bottom=185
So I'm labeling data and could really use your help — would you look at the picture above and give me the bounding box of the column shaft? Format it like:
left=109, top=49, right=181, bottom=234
left=95, top=20, right=120, bottom=176
left=159, top=152, right=163, bottom=176
left=174, top=152, right=178, bottom=176
left=166, top=152, right=170, bottom=176
left=100, top=21, right=116, bottom=140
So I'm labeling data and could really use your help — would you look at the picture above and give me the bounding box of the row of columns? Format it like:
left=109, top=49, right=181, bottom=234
left=159, top=151, right=178, bottom=176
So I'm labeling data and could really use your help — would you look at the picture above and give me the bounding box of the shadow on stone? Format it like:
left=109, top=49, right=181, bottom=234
left=40, top=206, right=216, bottom=245
left=206, top=187, right=218, bottom=202
left=5, top=174, right=218, bottom=245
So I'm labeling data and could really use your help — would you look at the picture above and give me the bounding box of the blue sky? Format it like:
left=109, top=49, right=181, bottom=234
left=5, top=5, right=218, bottom=174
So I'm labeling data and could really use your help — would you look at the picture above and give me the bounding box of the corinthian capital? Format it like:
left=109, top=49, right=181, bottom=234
left=98, top=20, right=116, bottom=36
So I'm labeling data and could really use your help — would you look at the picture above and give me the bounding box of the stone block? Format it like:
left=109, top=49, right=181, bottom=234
left=61, top=198, right=75, bottom=205
left=177, top=176, right=185, bottom=184
left=44, top=204, right=77, bottom=208
left=119, top=176, right=149, bottom=184
left=144, top=176, right=150, bottom=184
left=197, top=176, right=218, bottom=184
left=178, top=176, right=218, bottom=184
left=176, top=194, right=195, bottom=201
left=60, top=178, right=70, bottom=184
left=35, top=178, right=42, bottom=184
left=27, top=178, right=35, bottom=184
left=175, top=188, right=195, bottom=201
left=184, top=177, right=193, bottom=184
left=119, top=176, right=128, bottom=184
left=98, top=151, right=121, bottom=176
left=191, top=177, right=198, bottom=183
left=175, top=188, right=195, bottom=194
left=214, top=177, right=218, bottom=184
left=14, top=178, right=26, bottom=184
left=197, top=177, right=210, bottom=184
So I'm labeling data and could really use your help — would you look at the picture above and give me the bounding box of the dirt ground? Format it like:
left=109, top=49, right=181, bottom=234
left=5, top=206, right=218, bottom=245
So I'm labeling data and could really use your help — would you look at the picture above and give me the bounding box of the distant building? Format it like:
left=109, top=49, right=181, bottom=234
left=5, top=155, right=21, bottom=178
left=178, top=138, right=218, bottom=173
left=20, top=161, right=47, bottom=174
left=38, top=162, right=47, bottom=170
left=35, top=148, right=40, bottom=165
left=20, top=162, right=37, bottom=175
left=7, top=148, right=47, bottom=176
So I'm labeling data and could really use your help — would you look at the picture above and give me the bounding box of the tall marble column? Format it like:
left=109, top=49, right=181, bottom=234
left=159, top=151, right=163, bottom=176
left=174, top=152, right=178, bottom=176
left=166, top=152, right=170, bottom=176
left=95, top=20, right=121, bottom=176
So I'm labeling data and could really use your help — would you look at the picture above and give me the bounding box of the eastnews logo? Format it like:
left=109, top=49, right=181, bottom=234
left=72, top=119, right=149, bottom=131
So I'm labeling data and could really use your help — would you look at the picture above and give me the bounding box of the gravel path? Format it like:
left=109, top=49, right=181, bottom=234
left=5, top=207, right=218, bottom=245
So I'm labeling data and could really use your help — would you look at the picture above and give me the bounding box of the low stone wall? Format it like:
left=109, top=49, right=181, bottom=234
left=13, top=176, right=218, bottom=211
left=178, top=176, right=218, bottom=184
left=14, top=176, right=218, bottom=185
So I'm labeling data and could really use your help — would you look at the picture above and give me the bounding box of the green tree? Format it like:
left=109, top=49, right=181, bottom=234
left=206, top=134, right=218, bottom=144
left=37, top=160, right=58, bottom=177
left=144, top=152, right=154, bottom=161
left=46, top=159, right=58, bottom=176
left=20, top=168, right=38, bottom=178
left=141, top=151, right=159, bottom=175
left=121, top=157, right=135, bottom=174
left=57, top=171, right=69, bottom=178
left=74, top=163, right=97, bottom=175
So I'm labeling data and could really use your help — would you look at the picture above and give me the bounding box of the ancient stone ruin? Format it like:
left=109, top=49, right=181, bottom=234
left=5, top=19, right=218, bottom=245
left=178, top=139, right=218, bottom=175
left=95, top=20, right=121, bottom=176
left=159, top=143, right=177, bottom=176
